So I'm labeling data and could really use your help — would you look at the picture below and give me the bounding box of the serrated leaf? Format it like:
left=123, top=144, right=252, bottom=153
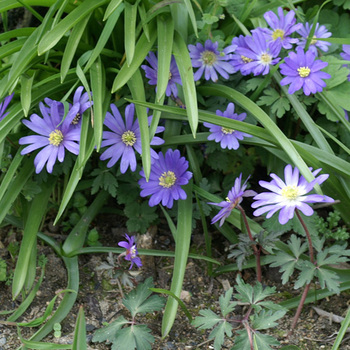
left=91, top=170, right=118, bottom=197
left=252, top=309, right=286, bottom=330
left=294, top=261, right=316, bottom=289
left=192, top=309, right=223, bottom=329
left=219, top=288, right=236, bottom=317
left=266, top=252, right=297, bottom=285
left=234, top=275, right=253, bottom=304
left=209, top=321, right=232, bottom=350
left=257, top=89, right=290, bottom=118
left=315, top=267, right=340, bottom=294
left=231, top=329, right=252, bottom=350
left=122, top=277, right=164, bottom=317
left=92, top=316, right=128, bottom=343
left=124, top=202, right=158, bottom=233
left=112, top=325, right=154, bottom=350
left=253, top=332, right=280, bottom=349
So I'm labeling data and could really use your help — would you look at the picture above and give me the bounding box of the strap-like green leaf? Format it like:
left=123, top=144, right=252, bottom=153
left=173, top=31, right=198, bottom=137
left=72, top=306, right=87, bottom=350
left=162, top=181, right=193, bottom=337
left=156, top=14, right=174, bottom=101
left=124, top=0, right=138, bottom=67
left=112, top=22, right=156, bottom=92
left=12, top=180, right=55, bottom=299
left=37, top=0, right=109, bottom=55
left=20, top=73, right=35, bottom=117
left=127, top=69, right=151, bottom=180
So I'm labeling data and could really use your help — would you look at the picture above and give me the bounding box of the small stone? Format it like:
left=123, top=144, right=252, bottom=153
left=0, top=338, right=6, bottom=346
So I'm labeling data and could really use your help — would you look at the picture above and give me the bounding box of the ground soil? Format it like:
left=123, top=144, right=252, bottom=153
left=1, top=214, right=350, bottom=350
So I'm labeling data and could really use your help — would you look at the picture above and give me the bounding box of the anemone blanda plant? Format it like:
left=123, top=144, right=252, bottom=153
left=252, top=164, right=334, bottom=225
left=100, top=103, right=164, bottom=173
left=141, top=52, right=182, bottom=98
left=279, top=46, right=331, bottom=95
left=138, top=148, right=192, bottom=209
left=118, top=234, right=142, bottom=269
left=262, top=7, right=302, bottom=51
left=296, top=22, right=332, bottom=55
left=208, top=173, right=263, bottom=281
left=188, top=39, right=236, bottom=82
left=19, top=101, right=81, bottom=174
left=203, top=102, right=252, bottom=150
left=234, top=29, right=281, bottom=76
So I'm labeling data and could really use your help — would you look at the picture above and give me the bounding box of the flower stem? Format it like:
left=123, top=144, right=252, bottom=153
left=238, top=205, right=262, bottom=282
left=295, top=209, right=314, bottom=264
left=289, top=209, right=315, bottom=335
left=288, top=283, right=311, bottom=336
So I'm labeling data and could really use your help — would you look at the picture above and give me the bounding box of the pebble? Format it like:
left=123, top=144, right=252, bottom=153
left=0, top=338, right=6, bottom=346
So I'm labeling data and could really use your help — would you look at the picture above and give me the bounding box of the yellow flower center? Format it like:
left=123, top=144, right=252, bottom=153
left=169, top=72, right=172, bottom=81
left=310, top=35, right=317, bottom=45
left=241, top=55, right=253, bottom=63
left=221, top=127, right=234, bottom=134
left=127, top=246, right=137, bottom=258
left=260, top=53, right=272, bottom=64
left=122, top=130, right=136, bottom=146
left=159, top=171, right=176, bottom=188
left=202, top=50, right=217, bottom=66
left=225, top=196, right=240, bottom=209
left=48, top=129, right=64, bottom=146
left=281, top=185, right=301, bottom=200
left=297, top=67, right=311, bottom=78
left=272, top=29, right=285, bottom=41
left=71, top=113, right=81, bottom=125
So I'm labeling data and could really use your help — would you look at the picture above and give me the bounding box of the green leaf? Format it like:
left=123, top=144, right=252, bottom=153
left=316, top=267, right=340, bottom=294
left=156, top=14, right=174, bottom=101
left=92, top=316, right=128, bottom=343
left=252, top=309, right=286, bottom=330
left=60, top=13, right=91, bottom=83
left=253, top=332, right=280, bottom=350
left=72, top=306, right=87, bottom=350
left=122, top=277, right=165, bottom=318
left=113, top=325, right=154, bottom=350
left=112, top=23, right=156, bottom=92
left=192, top=308, right=225, bottom=330
left=103, top=0, right=123, bottom=21
left=294, top=261, right=316, bottom=289
left=124, top=200, right=158, bottom=234
left=231, top=330, right=252, bottom=350
left=91, top=169, right=118, bottom=197
left=20, top=73, right=35, bottom=117
left=162, top=181, right=193, bottom=337
left=219, top=288, right=236, bottom=317
left=37, top=0, right=109, bottom=54
left=85, top=3, right=124, bottom=72
left=173, top=31, right=198, bottom=137
left=124, top=0, right=137, bottom=66
left=210, top=321, right=233, bottom=350
left=257, top=88, right=290, bottom=118
left=12, top=180, right=55, bottom=299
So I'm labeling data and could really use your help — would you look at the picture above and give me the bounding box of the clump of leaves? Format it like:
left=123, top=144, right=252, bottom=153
left=0, top=258, right=7, bottom=281
left=316, top=210, right=349, bottom=241
left=92, top=277, right=165, bottom=350
left=192, top=275, right=286, bottom=350
left=266, top=235, right=350, bottom=293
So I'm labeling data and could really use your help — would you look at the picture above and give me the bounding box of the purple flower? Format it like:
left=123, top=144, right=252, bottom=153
left=234, top=29, right=281, bottom=76
left=209, top=174, right=257, bottom=226
left=297, top=22, right=332, bottom=55
left=0, top=93, right=14, bottom=121
left=263, top=7, right=302, bottom=50
left=203, top=103, right=252, bottom=150
left=188, top=39, right=236, bottom=82
left=252, top=164, right=334, bottom=225
left=100, top=103, right=164, bottom=173
left=44, top=86, right=93, bottom=127
left=229, top=35, right=251, bottom=74
left=139, top=149, right=192, bottom=209
left=19, top=101, right=81, bottom=173
left=279, top=47, right=331, bottom=95
left=340, top=45, right=350, bottom=61
left=141, top=52, right=182, bottom=98
left=118, top=234, right=142, bottom=269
